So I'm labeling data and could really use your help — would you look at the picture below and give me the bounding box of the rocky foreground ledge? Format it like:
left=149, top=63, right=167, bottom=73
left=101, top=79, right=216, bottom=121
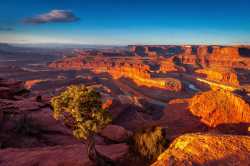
left=152, top=133, right=250, bottom=166
left=0, top=78, right=129, bottom=166
left=0, top=144, right=128, bottom=166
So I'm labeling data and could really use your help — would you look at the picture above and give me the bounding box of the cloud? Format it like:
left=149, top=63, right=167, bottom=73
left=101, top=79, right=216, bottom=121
left=23, top=10, right=79, bottom=24
left=0, top=27, right=14, bottom=31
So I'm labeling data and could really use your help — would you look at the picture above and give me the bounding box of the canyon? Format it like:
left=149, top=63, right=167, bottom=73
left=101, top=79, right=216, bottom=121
left=49, top=55, right=182, bottom=91
left=0, top=44, right=250, bottom=165
left=129, top=45, right=250, bottom=69
left=49, top=45, right=250, bottom=93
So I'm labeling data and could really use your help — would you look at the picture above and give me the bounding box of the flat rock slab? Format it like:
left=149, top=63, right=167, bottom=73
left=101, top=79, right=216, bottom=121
left=0, top=99, right=46, bottom=113
left=0, top=143, right=129, bottom=166
left=100, top=124, right=132, bottom=142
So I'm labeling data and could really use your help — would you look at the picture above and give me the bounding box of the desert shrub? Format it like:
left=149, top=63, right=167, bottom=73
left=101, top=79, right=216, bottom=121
left=14, top=114, right=40, bottom=136
left=167, top=81, right=176, bottom=87
left=133, top=126, right=168, bottom=161
left=51, top=85, right=112, bottom=140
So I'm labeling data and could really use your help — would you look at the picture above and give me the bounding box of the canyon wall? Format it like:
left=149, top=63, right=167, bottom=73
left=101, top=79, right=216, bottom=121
left=181, top=46, right=250, bottom=69
left=195, top=68, right=240, bottom=86
left=129, top=45, right=250, bottom=69
left=49, top=45, right=250, bottom=91
left=49, top=56, right=182, bottom=91
left=106, top=63, right=182, bottom=91
left=158, top=57, right=186, bottom=73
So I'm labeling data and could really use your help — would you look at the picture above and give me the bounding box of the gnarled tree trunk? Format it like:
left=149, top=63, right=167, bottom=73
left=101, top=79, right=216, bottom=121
left=86, top=133, right=115, bottom=166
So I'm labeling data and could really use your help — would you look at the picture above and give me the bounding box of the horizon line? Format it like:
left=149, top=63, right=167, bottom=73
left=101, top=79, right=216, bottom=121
left=3, top=42, right=250, bottom=47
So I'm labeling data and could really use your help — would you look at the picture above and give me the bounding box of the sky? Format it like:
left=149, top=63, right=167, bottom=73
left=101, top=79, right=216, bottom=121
left=0, top=0, right=250, bottom=45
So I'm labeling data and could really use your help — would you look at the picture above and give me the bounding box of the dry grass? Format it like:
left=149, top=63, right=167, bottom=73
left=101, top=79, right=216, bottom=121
left=133, top=126, right=169, bottom=161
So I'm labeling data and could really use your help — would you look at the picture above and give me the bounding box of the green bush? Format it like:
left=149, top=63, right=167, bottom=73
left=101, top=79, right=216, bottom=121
left=133, top=126, right=168, bottom=161
left=51, top=85, right=112, bottom=140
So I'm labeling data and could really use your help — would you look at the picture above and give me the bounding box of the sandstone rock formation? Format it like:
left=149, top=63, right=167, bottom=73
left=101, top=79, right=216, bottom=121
left=151, top=133, right=250, bottom=166
left=0, top=78, right=26, bottom=99
left=49, top=55, right=182, bottom=91
left=158, top=58, right=186, bottom=73
left=25, top=79, right=45, bottom=89
left=0, top=91, right=79, bottom=148
left=128, top=45, right=250, bottom=70
left=195, top=68, right=240, bottom=86
left=189, top=90, right=250, bottom=127
left=0, top=87, right=13, bottom=99
left=178, top=46, right=250, bottom=69
left=128, top=45, right=183, bottom=57
left=108, top=62, right=182, bottom=91
left=0, top=110, right=3, bottom=125
left=0, top=143, right=129, bottom=166
left=0, top=78, right=130, bottom=165
left=100, top=124, right=132, bottom=142
left=112, top=99, right=208, bottom=141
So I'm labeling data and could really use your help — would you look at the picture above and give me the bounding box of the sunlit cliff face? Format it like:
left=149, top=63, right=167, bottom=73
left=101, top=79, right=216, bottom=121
left=106, top=63, right=182, bottom=91
left=48, top=45, right=250, bottom=93
left=189, top=90, right=250, bottom=127
left=49, top=54, right=183, bottom=91
left=195, top=68, right=240, bottom=86
left=178, top=46, right=250, bottom=69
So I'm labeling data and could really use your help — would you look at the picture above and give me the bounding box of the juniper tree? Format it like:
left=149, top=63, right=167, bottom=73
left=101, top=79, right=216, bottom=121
left=51, top=85, right=112, bottom=165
